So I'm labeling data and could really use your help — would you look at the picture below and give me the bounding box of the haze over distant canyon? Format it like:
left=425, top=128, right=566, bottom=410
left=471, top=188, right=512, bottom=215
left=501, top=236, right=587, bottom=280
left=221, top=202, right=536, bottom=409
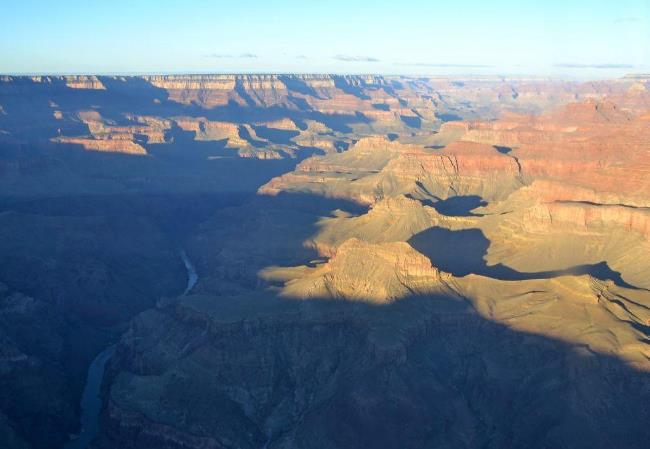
left=1, top=71, right=650, bottom=449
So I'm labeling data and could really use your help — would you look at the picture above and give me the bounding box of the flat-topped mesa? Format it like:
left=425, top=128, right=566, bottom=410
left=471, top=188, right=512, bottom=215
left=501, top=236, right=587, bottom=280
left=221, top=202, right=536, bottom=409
left=63, top=75, right=106, bottom=90
left=374, top=140, right=524, bottom=201
left=173, top=117, right=246, bottom=145
left=261, top=118, right=301, bottom=131
left=261, top=135, right=524, bottom=204
left=45, top=109, right=172, bottom=152
left=76, top=110, right=171, bottom=144
left=281, top=238, right=451, bottom=303
left=52, top=136, right=147, bottom=154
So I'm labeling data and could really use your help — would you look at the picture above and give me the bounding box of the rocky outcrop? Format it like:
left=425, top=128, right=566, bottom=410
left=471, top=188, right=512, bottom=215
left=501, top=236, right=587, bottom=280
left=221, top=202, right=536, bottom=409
left=174, top=117, right=247, bottom=146
left=309, top=195, right=459, bottom=255
left=260, top=137, right=524, bottom=203
left=53, top=136, right=148, bottom=154
left=64, top=76, right=106, bottom=90
left=279, top=238, right=452, bottom=303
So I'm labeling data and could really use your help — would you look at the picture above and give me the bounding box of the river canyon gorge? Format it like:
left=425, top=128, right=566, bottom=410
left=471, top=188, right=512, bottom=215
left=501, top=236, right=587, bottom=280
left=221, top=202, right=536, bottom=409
left=1, top=73, right=650, bottom=449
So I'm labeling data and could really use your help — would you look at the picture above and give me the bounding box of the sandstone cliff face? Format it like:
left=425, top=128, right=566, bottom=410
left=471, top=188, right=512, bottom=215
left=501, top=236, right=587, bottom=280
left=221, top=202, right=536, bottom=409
left=280, top=238, right=452, bottom=303
left=64, top=76, right=106, bottom=90
left=139, top=74, right=391, bottom=111
left=454, top=102, right=650, bottom=209
left=524, top=201, right=650, bottom=241
left=144, top=74, right=237, bottom=107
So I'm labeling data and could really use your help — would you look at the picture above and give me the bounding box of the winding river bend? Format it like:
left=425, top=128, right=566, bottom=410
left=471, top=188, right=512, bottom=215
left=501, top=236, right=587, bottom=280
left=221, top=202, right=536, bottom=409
left=64, top=250, right=198, bottom=449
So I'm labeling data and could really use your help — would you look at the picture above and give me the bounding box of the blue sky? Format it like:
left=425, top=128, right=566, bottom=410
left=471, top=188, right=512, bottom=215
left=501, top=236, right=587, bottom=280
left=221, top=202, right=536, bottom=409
left=1, top=0, right=648, bottom=77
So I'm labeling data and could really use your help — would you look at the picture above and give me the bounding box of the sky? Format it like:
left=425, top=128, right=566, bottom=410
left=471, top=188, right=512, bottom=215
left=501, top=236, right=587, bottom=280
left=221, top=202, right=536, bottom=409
left=1, top=0, right=649, bottom=78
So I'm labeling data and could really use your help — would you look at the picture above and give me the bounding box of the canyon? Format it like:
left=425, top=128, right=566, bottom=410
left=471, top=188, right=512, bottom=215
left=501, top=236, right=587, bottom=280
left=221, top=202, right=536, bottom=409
left=1, top=73, right=649, bottom=449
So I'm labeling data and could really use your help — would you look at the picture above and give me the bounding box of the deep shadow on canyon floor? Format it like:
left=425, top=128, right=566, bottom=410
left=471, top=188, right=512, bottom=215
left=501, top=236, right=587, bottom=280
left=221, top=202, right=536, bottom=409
left=409, top=226, right=639, bottom=289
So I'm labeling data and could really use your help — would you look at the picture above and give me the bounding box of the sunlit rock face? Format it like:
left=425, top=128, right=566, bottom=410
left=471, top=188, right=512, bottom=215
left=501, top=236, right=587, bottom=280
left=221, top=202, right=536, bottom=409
left=1, top=74, right=650, bottom=449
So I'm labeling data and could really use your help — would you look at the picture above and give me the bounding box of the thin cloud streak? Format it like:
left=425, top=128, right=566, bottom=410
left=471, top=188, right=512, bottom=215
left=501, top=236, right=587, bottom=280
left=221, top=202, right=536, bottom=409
left=396, top=62, right=495, bottom=68
left=554, top=63, right=635, bottom=69
left=333, top=54, right=380, bottom=62
left=204, top=53, right=258, bottom=59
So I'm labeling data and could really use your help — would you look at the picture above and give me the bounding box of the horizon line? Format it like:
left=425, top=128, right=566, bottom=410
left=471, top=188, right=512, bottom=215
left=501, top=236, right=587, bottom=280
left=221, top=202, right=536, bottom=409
left=1, top=71, right=648, bottom=81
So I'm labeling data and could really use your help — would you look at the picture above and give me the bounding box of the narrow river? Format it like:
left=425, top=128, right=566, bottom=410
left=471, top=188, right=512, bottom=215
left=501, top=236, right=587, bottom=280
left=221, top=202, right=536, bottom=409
left=63, top=345, right=115, bottom=449
left=180, top=249, right=198, bottom=296
left=64, top=250, right=198, bottom=449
